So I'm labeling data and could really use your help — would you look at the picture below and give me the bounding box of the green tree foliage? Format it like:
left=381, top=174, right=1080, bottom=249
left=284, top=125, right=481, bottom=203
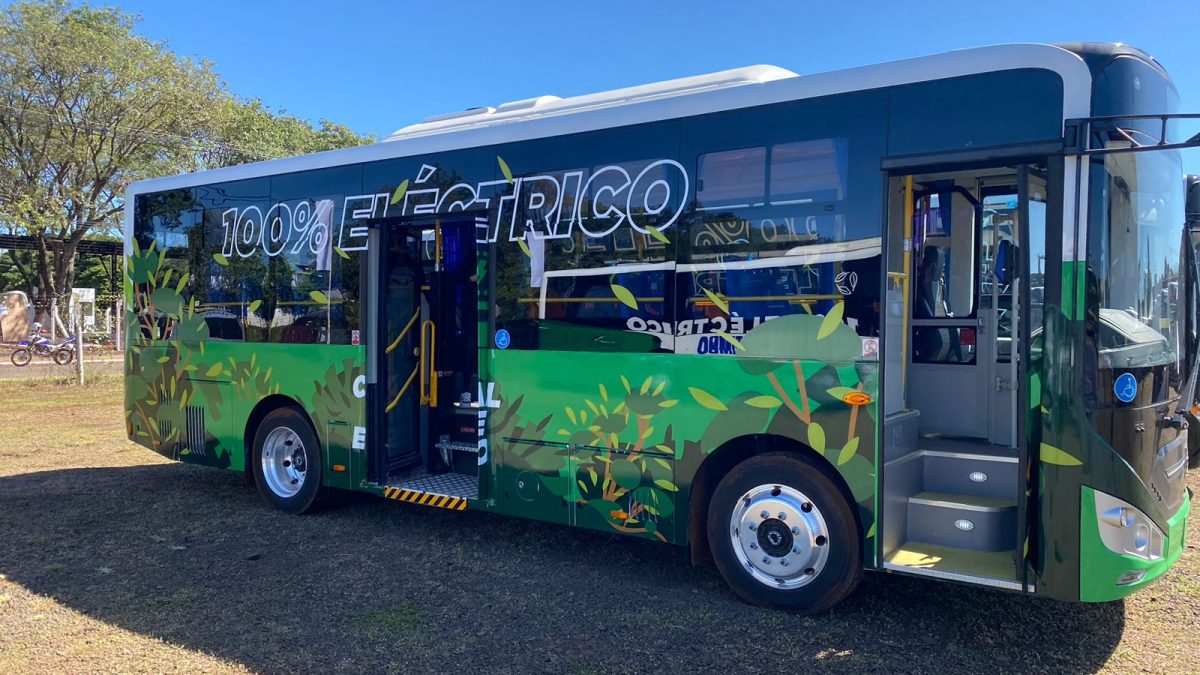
left=0, top=0, right=373, bottom=313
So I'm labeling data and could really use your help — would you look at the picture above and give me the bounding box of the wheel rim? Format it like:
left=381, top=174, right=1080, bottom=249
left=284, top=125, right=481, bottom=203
left=729, top=483, right=831, bottom=589
left=261, top=426, right=307, bottom=498
left=12, top=350, right=30, bottom=366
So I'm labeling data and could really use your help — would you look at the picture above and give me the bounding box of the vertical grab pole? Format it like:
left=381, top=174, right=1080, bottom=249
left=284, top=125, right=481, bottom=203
left=901, top=176, right=914, bottom=392
left=428, top=320, right=437, bottom=407
left=419, top=320, right=428, bottom=405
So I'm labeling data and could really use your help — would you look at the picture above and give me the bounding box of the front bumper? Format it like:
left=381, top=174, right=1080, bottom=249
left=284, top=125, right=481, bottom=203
left=1079, top=485, right=1190, bottom=602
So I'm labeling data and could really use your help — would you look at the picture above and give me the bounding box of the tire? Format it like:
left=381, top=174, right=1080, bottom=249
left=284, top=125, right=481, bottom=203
left=706, top=452, right=862, bottom=613
left=53, top=348, right=73, bottom=365
left=10, top=349, right=31, bottom=367
left=251, top=407, right=324, bottom=514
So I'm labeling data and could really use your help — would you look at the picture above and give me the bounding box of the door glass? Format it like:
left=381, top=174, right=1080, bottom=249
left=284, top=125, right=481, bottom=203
left=383, top=232, right=423, bottom=470
left=981, top=192, right=1019, bottom=361
left=913, top=191, right=976, bottom=319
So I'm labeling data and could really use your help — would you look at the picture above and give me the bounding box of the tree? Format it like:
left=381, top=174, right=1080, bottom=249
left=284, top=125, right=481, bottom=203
left=195, top=98, right=374, bottom=170
left=0, top=1, right=223, bottom=328
left=0, top=1, right=374, bottom=330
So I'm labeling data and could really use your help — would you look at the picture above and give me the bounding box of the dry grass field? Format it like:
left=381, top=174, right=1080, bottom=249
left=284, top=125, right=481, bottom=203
left=0, top=375, right=1197, bottom=673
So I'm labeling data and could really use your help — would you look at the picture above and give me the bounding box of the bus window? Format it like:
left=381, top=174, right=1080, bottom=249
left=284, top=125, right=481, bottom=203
left=696, top=147, right=765, bottom=210
left=769, top=138, right=848, bottom=205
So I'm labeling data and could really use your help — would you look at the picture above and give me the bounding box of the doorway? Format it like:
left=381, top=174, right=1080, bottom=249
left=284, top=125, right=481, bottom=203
left=368, top=218, right=480, bottom=497
left=881, top=163, right=1045, bottom=588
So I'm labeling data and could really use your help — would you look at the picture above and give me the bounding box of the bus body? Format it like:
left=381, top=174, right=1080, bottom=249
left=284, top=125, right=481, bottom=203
left=124, top=42, right=1193, bottom=611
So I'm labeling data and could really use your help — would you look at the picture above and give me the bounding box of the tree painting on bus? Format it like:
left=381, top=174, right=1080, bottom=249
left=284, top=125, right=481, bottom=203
left=124, top=236, right=366, bottom=485
left=489, top=309, right=878, bottom=553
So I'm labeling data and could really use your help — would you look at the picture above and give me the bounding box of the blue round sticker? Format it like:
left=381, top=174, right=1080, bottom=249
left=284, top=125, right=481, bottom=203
left=1114, top=372, right=1137, bottom=403
left=495, top=329, right=511, bottom=350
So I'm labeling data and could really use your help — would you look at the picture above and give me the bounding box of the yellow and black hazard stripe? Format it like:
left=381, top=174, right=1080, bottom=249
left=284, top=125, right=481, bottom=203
left=382, top=487, right=468, bottom=511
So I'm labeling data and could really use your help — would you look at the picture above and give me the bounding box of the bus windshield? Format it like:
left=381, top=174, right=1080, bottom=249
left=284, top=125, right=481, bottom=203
left=1091, top=149, right=1186, bottom=376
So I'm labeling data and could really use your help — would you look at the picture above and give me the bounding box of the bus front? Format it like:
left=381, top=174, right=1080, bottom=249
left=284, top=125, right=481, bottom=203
left=1041, top=46, right=1193, bottom=602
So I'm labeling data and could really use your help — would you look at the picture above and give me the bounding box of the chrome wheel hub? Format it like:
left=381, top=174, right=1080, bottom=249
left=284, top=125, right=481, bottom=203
left=261, top=427, right=306, bottom=498
left=730, top=483, right=830, bottom=589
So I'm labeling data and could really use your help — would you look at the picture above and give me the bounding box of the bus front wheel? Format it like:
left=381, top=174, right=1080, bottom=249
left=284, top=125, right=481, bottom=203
left=706, top=452, right=861, bottom=613
left=251, top=407, right=324, bottom=514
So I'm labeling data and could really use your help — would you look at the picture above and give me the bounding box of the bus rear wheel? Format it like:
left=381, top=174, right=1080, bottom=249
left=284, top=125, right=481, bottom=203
left=251, top=407, right=324, bottom=514
left=707, top=452, right=861, bottom=613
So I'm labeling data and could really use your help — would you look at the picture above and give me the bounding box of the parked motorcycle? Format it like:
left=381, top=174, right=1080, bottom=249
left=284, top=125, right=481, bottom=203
left=9, top=328, right=75, bottom=367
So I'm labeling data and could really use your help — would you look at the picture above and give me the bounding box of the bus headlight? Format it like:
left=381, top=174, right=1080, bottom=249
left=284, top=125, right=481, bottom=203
left=1093, top=490, right=1165, bottom=562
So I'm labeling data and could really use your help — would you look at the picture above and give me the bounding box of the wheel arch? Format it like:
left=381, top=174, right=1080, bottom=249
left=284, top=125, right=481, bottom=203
left=687, top=433, right=862, bottom=565
left=242, top=394, right=316, bottom=486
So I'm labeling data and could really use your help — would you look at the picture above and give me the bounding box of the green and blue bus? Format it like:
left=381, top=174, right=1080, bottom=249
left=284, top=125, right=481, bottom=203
left=124, top=42, right=1194, bottom=612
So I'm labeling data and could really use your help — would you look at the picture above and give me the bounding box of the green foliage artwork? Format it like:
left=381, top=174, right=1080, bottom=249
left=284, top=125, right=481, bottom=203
left=489, top=308, right=878, bottom=548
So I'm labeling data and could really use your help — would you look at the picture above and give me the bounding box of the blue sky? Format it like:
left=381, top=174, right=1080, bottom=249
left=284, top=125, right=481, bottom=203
left=113, top=0, right=1200, bottom=174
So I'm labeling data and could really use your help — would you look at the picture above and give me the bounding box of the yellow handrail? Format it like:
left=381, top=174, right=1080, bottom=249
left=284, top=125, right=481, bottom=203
left=385, top=310, right=420, bottom=355
left=420, top=320, right=437, bottom=407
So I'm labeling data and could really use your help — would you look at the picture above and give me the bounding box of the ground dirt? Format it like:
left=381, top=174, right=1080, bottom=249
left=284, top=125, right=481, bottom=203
left=0, top=376, right=1196, bottom=674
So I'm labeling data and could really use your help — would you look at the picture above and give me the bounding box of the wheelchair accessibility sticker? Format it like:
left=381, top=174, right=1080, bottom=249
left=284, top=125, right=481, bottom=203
left=1114, top=372, right=1137, bottom=403
left=495, top=329, right=511, bottom=350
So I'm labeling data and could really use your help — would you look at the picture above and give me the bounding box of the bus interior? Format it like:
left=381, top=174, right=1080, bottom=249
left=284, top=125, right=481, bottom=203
left=881, top=164, right=1045, bottom=590
left=369, top=218, right=482, bottom=499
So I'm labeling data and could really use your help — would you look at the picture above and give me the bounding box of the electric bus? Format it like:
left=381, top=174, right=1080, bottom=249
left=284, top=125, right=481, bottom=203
left=124, top=42, right=1194, bottom=612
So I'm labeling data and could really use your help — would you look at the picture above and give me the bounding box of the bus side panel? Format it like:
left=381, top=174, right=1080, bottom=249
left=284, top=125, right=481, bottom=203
left=487, top=313, right=878, bottom=554
left=124, top=337, right=367, bottom=484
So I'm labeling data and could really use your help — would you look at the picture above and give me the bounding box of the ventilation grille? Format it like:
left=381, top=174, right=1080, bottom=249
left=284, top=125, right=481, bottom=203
left=185, top=405, right=207, bottom=457
left=158, top=419, right=174, bottom=446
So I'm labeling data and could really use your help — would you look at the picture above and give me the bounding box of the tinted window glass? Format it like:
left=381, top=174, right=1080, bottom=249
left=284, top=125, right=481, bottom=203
left=270, top=166, right=363, bottom=344
left=769, top=138, right=848, bottom=205
left=195, top=178, right=272, bottom=342
left=131, top=189, right=204, bottom=340
left=697, top=147, right=765, bottom=209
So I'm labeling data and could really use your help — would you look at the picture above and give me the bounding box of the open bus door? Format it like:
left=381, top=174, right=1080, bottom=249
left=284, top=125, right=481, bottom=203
left=1185, top=175, right=1200, bottom=469
left=365, top=218, right=482, bottom=501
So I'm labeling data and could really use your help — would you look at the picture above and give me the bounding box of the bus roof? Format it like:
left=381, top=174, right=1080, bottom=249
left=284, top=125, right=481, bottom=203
left=127, top=43, right=1096, bottom=197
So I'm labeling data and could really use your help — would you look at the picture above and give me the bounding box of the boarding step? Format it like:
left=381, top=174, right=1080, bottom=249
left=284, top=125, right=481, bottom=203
left=907, top=491, right=1017, bottom=552
left=435, top=437, right=480, bottom=474
left=918, top=450, right=1018, bottom=501
left=379, top=472, right=477, bottom=510
left=884, top=540, right=1022, bottom=590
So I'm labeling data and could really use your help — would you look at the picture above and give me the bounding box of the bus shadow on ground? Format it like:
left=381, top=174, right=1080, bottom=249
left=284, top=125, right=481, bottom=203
left=0, top=463, right=1124, bottom=673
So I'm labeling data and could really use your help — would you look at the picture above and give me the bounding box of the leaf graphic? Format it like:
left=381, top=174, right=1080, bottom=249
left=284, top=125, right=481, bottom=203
left=390, top=179, right=410, bottom=206
left=599, top=383, right=608, bottom=401
left=826, top=386, right=857, bottom=400
left=335, top=247, right=351, bottom=260
left=213, top=253, right=229, bottom=266
left=817, top=301, right=845, bottom=340
left=620, top=375, right=632, bottom=393
left=701, top=287, right=729, bottom=315
left=516, top=237, right=532, bottom=258
left=745, top=395, right=782, bottom=409
left=309, top=290, right=330, bottom=304
left=866, top=522, right=877, bottom=538
left=611, top=283, right=637, bottom=310
left=497, top=156, right=514, bottom=184
left=565, top=407, right=577, bottom=425
left=837, top=437, right=860, bottom=466
left=688, top=387, right=727, bottom=411
left=640, top=376, right=652, bottom=394
left=654, top=479, right=679, bottom=492
left=1040, top=443, right=1082, bottom=466
left=248, top=300, right=262, bottom=314
left=156, top=356, right=169, bottom=364
left=659, top=399, right=678, bottom=408
left=204, top=363, right=223, bottom=377
left=714, top=330, right=744, bottom=351
left=808, top=422, right=826, bottom=455
left=646, top=226, right=670, bottom=245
